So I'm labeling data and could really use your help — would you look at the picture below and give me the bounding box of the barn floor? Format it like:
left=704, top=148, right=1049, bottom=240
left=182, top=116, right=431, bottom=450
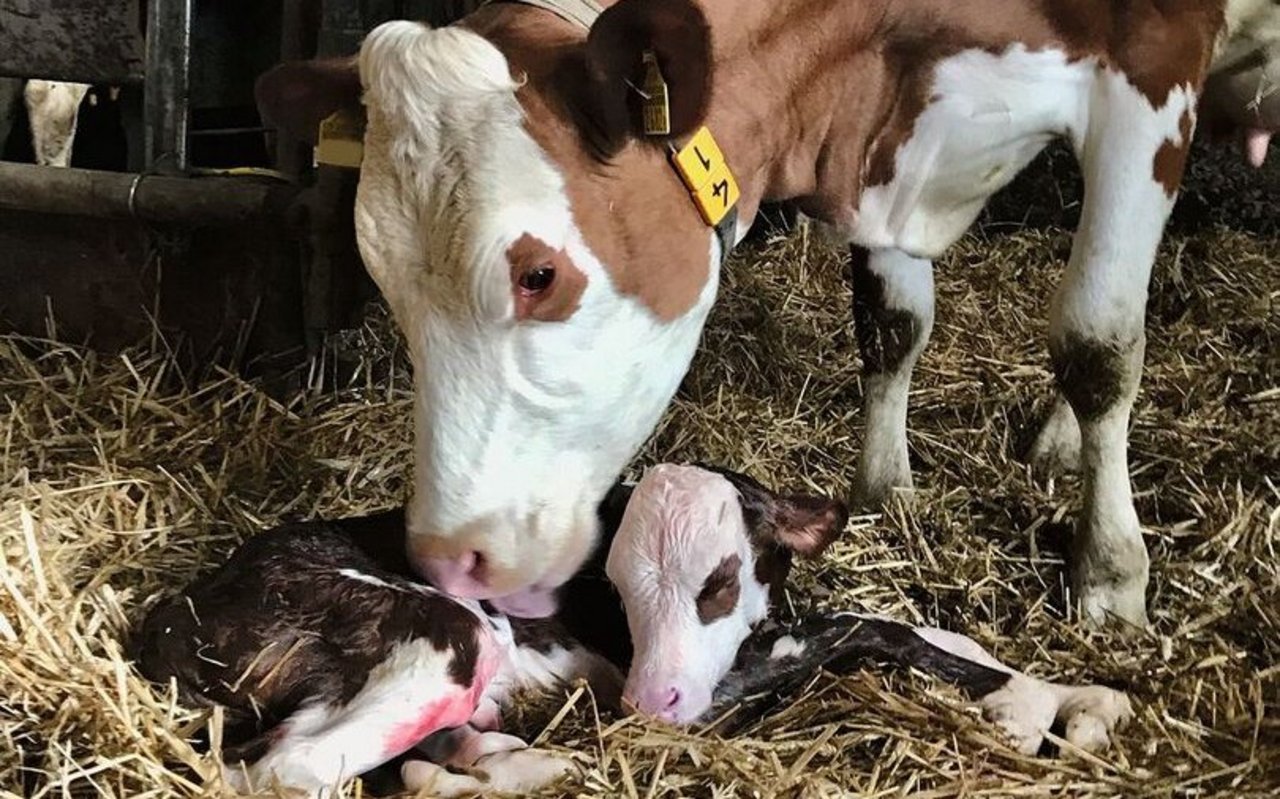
left=1, top=143, right=1276, bottom=798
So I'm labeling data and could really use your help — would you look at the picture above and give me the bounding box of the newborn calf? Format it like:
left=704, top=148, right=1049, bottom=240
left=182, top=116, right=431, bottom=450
left=612, top=465, right=1134, bottom=754
left=135, top=504, right=626, bottom=797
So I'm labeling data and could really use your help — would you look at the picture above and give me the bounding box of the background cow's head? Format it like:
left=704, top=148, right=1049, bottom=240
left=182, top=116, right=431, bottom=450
left=256, top=0, right=722, bottom=616
left=606, top=464, right=847, bottom=723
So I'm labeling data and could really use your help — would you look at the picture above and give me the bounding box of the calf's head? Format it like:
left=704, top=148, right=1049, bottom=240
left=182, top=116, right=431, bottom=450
left=256, top=0, right=721, bottom=616
left=606, top=464, right=847, bottom=724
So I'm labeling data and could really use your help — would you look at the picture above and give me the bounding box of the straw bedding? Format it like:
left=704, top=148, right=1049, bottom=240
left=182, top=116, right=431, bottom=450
left=1, top=142, right=1276, bottom=797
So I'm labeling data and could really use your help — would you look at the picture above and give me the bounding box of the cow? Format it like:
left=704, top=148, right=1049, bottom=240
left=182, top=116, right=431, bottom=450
left=1202, top=0, right=1279, bottom=166
left=136, top=463, right=1131, bottom=797
left=255, top=0, right=1244, bottom=630
left=0, top=78, right=93, bottom=167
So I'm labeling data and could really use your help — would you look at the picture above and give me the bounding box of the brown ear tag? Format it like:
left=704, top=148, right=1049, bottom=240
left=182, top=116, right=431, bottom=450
left=641, top=50, right=671, bottom=136
left=315, top=108, right=366, bottom=169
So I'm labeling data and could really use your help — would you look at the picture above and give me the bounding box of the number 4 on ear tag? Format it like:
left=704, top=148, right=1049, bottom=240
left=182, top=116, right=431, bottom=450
left=671, top=127, right=739, bottom=226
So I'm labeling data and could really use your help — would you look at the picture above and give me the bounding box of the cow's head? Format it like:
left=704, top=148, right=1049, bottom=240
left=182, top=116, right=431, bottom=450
left=256, top=0, right=723, bottom=616
left=606, top=464, right=847, bottom=724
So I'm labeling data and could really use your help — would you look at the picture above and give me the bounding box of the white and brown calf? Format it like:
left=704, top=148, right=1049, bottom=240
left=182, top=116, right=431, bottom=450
left=613, top=464, right=1132, bottom=755
left=135, top=505, right=620, bottom=797
left=253, top=0, right=1246, bottom=630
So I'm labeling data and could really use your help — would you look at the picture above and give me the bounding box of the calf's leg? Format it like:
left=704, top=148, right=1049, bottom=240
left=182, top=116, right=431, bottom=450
left=910, top=624, right=1132, bottom=754
left=228, top=640, right=484, bottom=797
left=723, top=614, right=1131, bottom=755
left=850, top=246, right=935, bottom=504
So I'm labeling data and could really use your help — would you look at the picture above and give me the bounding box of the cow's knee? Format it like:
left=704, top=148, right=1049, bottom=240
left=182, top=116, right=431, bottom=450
left=1049, top=330, right=1142, bottom=423
left=850, top=247, right=934, bottom=505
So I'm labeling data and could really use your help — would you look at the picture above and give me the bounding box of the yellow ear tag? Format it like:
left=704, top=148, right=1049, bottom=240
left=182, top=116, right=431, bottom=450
left=671, top=126, right=739, bottom=226
left=641, top=50, right=671, bottom=136
left=315, top=109, right=365, bottom=169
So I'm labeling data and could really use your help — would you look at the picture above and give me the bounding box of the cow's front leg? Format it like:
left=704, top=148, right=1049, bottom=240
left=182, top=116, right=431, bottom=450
left=1052, top=71, right=1198, bottom=627
left=850, top=246, right=935, bottom=504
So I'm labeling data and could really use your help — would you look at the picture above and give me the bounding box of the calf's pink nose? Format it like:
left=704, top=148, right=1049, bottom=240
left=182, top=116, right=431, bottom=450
left=416, top=550, right=489, bottom=598
left=627, top=685, right=682, bottom=720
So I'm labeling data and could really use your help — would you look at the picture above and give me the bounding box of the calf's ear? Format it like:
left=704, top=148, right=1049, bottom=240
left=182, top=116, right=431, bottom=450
left=583, top=0, right=712, bottom=155
left=698, top=464, right=849, bottom=559
left=255, top=57, right=361, bottom=146
left=767, top=494, right=848, bottom=558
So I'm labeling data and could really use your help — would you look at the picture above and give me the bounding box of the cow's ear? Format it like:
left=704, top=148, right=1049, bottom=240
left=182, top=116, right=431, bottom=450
left=256, top=57, right=361, bottom=145
left=583, top=0, right=712, bottom=155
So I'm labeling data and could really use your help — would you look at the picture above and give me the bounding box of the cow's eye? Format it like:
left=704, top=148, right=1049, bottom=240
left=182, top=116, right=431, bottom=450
left=518, top=265, right=556, bottom=294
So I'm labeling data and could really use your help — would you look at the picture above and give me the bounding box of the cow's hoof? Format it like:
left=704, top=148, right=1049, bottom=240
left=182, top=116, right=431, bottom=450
left=1076, top=579, right=1149, bottom=630
left=1029, top=400, right=1081, bottom=476
left=852, top=467, right=915, bottom=509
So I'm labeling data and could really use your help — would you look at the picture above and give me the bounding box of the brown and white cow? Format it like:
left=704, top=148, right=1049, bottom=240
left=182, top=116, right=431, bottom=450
left=257, top=0, right=1239, bottom=629
left=1203, top=0, right=1280, bottom=166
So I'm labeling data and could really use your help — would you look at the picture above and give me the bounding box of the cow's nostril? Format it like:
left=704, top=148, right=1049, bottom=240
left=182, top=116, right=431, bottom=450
left=665, top=687, right=680, bottom=709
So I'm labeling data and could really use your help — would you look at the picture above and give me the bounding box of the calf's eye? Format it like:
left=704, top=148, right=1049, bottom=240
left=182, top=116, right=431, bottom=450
left=518, top=265, right=556, bottom=294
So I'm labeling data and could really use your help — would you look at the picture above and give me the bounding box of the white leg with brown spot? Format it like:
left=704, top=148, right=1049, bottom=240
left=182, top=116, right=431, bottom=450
left=1051, top=70, right=1196, bottom=628
left=913, top=627, right=1133, bottom=754
left=850, top=247, right=935, bottom=505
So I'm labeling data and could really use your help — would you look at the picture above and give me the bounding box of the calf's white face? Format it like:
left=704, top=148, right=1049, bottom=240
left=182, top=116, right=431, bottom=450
left=606, top=464, right=847, bottom=724
left=353, top=22, right=716, bottom=615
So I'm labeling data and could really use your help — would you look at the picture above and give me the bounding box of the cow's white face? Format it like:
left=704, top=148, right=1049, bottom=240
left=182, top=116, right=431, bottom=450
left=354, top=22, right=717, bottom=615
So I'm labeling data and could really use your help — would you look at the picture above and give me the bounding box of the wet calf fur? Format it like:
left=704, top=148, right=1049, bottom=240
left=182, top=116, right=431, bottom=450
left=135, top=506, right=620, bottom=796
left=607, top=466, right=1133, bottom=755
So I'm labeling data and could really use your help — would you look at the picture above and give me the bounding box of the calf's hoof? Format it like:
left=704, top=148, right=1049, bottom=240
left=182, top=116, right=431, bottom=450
left=981, top=675, right=1133, bottom=755
left=401, top=749, right=577, bottom=797
left=1057, top=686, right=1134, bottom=753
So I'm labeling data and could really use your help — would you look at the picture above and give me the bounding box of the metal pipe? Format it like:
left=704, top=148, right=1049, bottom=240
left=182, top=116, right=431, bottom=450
left=0, top=162, right=302, bottom=226
left=144, top=0, right=193, bottom=173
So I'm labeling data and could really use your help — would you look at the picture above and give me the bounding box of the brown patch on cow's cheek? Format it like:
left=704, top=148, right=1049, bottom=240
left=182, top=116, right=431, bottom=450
left=554, top=141, right=712, bottom=322
left=1153, top=109, right=1194, bottom=197
left=507, top=233, right=588, bottom=322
